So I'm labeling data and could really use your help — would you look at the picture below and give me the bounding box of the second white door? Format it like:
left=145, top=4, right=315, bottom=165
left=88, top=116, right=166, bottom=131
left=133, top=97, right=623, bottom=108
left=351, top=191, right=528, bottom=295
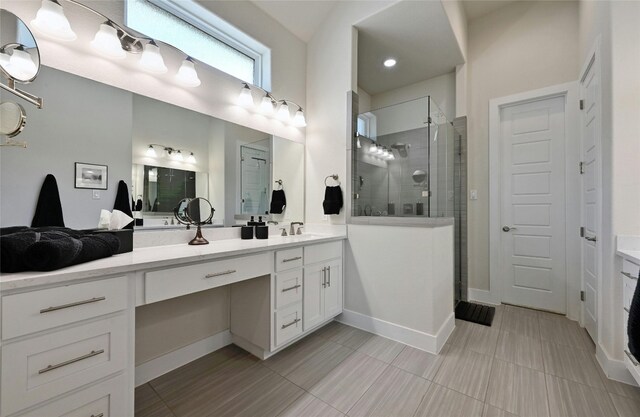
left=500, top=95, right=567, bottom=313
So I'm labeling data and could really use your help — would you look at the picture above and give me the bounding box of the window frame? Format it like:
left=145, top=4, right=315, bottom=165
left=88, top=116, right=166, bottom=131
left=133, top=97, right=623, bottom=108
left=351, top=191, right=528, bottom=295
left=126, top=0, right=271, bottom=89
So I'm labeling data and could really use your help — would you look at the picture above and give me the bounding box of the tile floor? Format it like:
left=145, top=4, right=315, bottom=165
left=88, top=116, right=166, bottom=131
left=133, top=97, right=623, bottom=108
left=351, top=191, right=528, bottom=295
left=136, top=304, right=640, bottom=417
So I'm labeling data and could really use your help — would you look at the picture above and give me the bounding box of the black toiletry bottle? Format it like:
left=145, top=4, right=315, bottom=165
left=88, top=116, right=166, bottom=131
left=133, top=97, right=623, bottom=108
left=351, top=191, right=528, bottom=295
left=247, top=216, right=256, bottom=226
left=256, top=216, right=266, bottom=226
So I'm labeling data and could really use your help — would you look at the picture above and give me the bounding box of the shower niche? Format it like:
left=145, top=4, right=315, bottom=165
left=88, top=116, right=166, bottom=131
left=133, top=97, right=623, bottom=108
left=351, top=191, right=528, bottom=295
left=351, top=95, right=460, bottom=219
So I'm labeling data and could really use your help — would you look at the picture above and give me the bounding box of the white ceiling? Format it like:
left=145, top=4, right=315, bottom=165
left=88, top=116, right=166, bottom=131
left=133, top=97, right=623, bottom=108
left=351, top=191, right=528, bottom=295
left=462, top=0, right=520, bottom=21
left=356, top=1, right=465, bottom=95
left=251, top=1, right=338, bottom=43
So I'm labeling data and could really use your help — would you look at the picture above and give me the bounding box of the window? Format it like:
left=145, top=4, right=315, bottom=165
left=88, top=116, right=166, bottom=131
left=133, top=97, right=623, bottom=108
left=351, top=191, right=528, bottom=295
left=357, top=113, right=377, bottom=141
left=125, top=0, right=270, bottom=87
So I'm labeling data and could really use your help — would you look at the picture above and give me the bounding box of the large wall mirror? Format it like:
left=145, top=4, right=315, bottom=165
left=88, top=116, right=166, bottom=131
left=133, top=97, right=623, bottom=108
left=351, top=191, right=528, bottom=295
left=0, top=65, right=304, bottom=230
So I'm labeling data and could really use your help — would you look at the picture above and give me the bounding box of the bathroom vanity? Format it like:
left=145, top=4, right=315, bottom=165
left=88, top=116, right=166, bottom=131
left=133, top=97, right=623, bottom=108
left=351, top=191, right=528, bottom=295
left=617, top=236, right=640, bottom=385
left=0, top=232, right=345, bottom=417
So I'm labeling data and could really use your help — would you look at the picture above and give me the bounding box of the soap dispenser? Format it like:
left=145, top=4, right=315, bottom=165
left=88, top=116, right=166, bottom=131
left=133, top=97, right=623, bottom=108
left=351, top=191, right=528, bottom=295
left=247, top=216, right=256, bottom=226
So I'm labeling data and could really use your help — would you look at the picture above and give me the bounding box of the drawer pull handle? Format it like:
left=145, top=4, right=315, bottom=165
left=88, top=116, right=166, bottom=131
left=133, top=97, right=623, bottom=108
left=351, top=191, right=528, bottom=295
left=282, top=284, right=301, bottom=292
left=91, top=414, right=104, bottom=417
left=281, top=318, right=301, bottom=329
left=327, top=266, right=331, bottom=287
left=38, top=349, right=105, bottom=374
left=622, top=271, right=638, bottom=280
left=282, top=256, right=302, bottom=263
left=624, top=350, right=639, bottom=367
left=40, top=297, right=106, bottom=314
left=625, top=307, right=630, bottom=313
left=205, top=270, right=236, bottom=278
left=322, top=267, right=327, bottom=288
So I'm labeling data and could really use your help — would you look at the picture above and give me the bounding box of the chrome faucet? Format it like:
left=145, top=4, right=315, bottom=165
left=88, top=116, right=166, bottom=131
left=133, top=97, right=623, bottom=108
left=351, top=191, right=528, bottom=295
left=267, top=220, right=279, bottom=225
left=290, top=222, right=303, bottom=236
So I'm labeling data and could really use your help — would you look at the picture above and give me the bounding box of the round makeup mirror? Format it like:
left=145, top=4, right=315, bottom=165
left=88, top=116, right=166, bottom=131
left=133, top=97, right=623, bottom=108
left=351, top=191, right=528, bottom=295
left=173, top=198, right=192, bottom=225
left=185, top=198, right=214, bottom=225
left=0, top=102, right=27, bottom=137
left=0, top=9, right=41, bottom=83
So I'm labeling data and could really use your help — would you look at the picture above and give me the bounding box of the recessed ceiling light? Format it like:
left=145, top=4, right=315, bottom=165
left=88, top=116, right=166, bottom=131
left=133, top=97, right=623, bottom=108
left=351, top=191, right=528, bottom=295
left=383, top=58, right=397, bottom=68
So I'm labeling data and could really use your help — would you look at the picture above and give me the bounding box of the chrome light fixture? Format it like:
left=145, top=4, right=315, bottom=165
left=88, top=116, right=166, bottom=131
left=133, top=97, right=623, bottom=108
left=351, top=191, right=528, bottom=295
left=31, top=0, right=77, bottom=42
left=187, top=152, right=197, bottom=164
left=259, top=93, right=275, bottom=115
left=3, top=46, right=38, bottom=81
left=173, top=150, right=184, bottom=161
left=238, top=83, right=254, bottom=107
left=91, top=22, right=126, bottom=60
left=145, top=145, right=157, bottom=157
left=293, top=106, right=307, bottom=127
left=139, top=40, right=167, bottom=74
left=175, top=57, right=201, bottom=87
left=277, top=100, right=290, bottom=121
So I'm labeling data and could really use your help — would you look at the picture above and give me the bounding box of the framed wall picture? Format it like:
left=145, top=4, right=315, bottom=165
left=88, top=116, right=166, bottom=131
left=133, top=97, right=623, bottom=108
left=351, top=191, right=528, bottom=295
left=75, top=162, right=108, bottom=190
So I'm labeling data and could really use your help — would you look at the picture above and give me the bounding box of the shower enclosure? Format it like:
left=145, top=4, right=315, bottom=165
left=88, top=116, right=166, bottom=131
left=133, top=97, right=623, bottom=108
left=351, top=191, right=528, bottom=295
left=349, top=94, right=468, bottom=304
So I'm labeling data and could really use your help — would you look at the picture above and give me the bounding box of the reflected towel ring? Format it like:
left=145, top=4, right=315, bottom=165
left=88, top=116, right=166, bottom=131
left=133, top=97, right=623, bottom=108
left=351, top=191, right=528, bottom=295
left=325, top=174, right=340, bottom=186
left=275, top=179, right=283, bottom=190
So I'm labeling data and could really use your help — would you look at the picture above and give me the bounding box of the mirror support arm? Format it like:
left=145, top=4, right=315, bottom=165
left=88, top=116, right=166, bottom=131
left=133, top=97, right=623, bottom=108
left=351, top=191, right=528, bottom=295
left=0, top=80, right=43, bottom=109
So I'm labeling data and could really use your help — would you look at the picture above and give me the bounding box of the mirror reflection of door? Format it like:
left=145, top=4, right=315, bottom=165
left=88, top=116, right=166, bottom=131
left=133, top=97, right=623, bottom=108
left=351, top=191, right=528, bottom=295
left=240, top=145, right=269, bottom=215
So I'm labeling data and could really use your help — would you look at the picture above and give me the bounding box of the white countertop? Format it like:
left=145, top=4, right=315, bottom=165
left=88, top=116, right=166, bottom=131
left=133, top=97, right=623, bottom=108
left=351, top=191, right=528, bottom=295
left=616, top=235, right=640, bottom=264
left=0, top=232, right=346, bottom=291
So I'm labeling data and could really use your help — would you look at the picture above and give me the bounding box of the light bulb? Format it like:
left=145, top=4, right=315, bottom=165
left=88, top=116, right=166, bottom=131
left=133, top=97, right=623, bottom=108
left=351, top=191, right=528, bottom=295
left=293, top=108, right=307, bottom=127
left=259, top=94, right=274, bottom=114
left=238, top=84, right=254, bottom=107
left=146, top=145, right=157, bottom=157
left=6, top=47, right=38, bottom=80
left=376, top=146, right=384, bottom=155
left=31, top=0, right=77, bottom=42
left=173, top=150, right=184, bottom=161
left=187, top=152, right=196, bottom=164
left=175, top=57, right=201, bottom=87
left=383, top=58, right=397, bottom=67
left=277, top=101, right=290, bottom=121
left=139, top=41, right=167, bottom=74
left=91, top=23, right=126, bottom=60
left=369, top=144, right=377, bottom=153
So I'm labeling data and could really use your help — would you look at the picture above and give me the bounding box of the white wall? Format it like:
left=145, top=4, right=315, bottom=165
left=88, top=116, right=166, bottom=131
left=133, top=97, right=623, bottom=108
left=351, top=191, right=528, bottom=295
left=272, top=137, right=304, bottom=224
left=305, top=1, right=395, bottom=225
left=1, top=0, right=306, bottom=144
left=466, top=0, right=579, bottom=292
left=371, top=72, right=456, bottom=121
left=0, top=67, right=132, bottom=229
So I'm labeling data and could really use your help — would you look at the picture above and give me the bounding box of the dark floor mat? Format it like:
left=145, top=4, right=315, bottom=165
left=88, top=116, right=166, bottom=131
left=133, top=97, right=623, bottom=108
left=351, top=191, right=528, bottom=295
left=455, top=301, right=495, bottom=326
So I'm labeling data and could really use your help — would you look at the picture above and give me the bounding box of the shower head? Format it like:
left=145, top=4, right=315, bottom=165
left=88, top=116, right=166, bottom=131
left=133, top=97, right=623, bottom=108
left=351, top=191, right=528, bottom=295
left=390, top=143, right=411, bottom=158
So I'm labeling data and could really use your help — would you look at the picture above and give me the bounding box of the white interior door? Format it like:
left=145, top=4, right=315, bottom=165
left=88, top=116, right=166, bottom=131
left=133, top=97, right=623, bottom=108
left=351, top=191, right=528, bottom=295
left=500, top=96, right=567, bottom=313
left=580, top=55, right=600, bottom=341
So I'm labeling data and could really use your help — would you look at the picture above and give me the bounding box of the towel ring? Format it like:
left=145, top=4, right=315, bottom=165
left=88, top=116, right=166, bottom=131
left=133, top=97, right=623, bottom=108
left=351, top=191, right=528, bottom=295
left=275, top=179, right=283, bottom=190
left=325, top=174, right=340, bottom=186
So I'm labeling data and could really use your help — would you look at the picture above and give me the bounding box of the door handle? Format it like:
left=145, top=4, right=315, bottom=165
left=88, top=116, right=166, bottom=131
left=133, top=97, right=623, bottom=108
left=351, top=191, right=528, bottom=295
left=502, top=226, right=517, bottom=232
left=585, top=235, right=597, bottom=242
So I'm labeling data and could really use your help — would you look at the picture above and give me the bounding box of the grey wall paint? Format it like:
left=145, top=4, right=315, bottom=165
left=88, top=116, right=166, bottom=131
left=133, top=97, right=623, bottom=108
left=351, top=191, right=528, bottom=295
left=0, top=66, right=133, bottom=229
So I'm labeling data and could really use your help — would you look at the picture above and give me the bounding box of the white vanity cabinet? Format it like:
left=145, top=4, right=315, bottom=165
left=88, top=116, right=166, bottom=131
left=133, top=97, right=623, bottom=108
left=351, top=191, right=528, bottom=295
left=303, top=242, right=344, bottom=331
left=621, top=258, right=640, bottom=384
left=0, top=275, right=133, bottom=417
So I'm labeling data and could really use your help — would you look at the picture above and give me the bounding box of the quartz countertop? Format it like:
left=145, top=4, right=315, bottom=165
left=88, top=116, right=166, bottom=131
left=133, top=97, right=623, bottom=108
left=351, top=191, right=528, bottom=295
left=616, top=235, right=640, bottom=265
left=0, top=232, right=346, bottom=291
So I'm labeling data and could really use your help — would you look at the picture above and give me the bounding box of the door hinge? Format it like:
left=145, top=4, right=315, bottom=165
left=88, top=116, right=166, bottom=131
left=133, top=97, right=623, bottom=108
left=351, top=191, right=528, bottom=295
left=579, top=99, right=584, bottom=110
left=580, top=291, right=585, bottom=302
left=580, top=226, right=585, bottom=237
left=579, top=161, right=585, bottom=174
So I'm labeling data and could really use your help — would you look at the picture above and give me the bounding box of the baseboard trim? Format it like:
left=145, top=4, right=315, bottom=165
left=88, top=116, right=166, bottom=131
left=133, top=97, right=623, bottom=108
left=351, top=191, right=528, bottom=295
left=337, top=309, right=454, bottom=354
left=467, top=288, right=500, bottom=305
left=596, top=344, right=639, bottom=387
left=135, top=330, right=232, bottom=386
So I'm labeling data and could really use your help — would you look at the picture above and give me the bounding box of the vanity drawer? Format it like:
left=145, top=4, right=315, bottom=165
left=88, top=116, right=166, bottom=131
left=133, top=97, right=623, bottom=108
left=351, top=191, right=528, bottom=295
left=145, top=253, right=271, bottom=304
left=275, top=269, right=303, bottom=309
left=16, top=373, right=127, bottom=417
left=275, top=303, right=303, bottom=347
left=2, top=276, right=128, bottom=340
left=623, top=259, right=640, bottom=280
left=304, top=241, right=342, bottom=265
left=1, top=315, right=127, bottom=416
left=276, top=248, right=303, bottom=271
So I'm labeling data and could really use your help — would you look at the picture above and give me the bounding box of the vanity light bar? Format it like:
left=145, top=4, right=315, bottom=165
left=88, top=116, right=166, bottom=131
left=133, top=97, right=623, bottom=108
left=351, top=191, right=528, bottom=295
left=146, top=144, right=196, bottom=164
left=237, top=83, right=307, bottom=128
left=30, top=0, right=200, bottom=88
